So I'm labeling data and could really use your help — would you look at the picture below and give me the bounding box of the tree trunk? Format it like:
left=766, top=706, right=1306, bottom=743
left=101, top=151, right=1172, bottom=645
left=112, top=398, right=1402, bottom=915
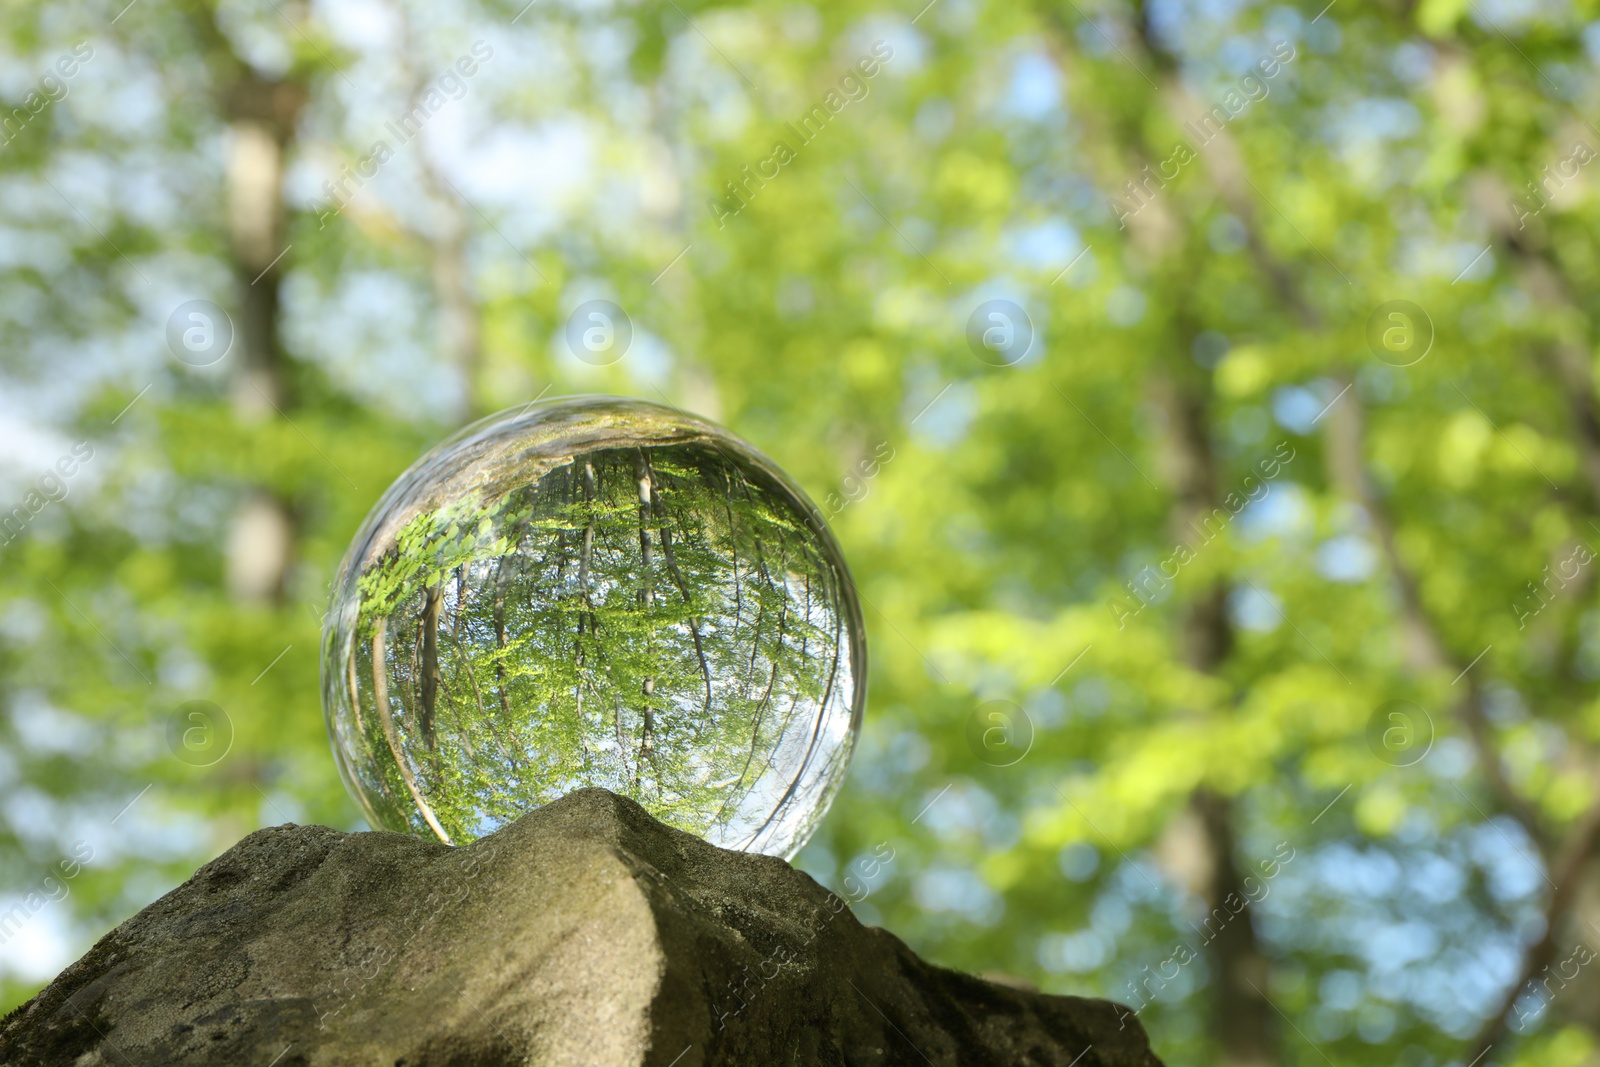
left=1157, top=371, right=1278, bottom=1067
left=219, top=67, right=306, bottom=605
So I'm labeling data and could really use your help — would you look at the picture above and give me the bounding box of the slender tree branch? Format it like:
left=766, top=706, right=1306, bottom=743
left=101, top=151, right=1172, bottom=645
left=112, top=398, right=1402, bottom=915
left=1324, top=377, right=1550, bottom=853
left=1467, top=782, right=1600, bottom=1062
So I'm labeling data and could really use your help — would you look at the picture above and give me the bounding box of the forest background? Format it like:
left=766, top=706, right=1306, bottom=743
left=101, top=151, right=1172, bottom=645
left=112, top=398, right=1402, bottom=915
left=1, top=0, right=1596, bottom=1064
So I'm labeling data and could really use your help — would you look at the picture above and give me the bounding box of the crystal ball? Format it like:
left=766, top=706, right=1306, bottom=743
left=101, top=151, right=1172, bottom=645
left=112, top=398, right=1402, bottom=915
left=321, top=396, right=865, bottom=858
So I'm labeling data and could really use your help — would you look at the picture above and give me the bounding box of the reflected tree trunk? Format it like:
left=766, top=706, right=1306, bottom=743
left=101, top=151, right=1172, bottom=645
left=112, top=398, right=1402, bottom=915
left=371, top=624, right=451, bottom=843
left=649, top=460, right=713, bottom=722
left=635, top=452, right=656, bottom=790
left=420, top=583, right=442, bottom=752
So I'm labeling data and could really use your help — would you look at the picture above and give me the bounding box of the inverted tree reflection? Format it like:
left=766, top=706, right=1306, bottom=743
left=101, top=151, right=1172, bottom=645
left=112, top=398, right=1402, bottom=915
left=340, top=442, right=853, bottom=852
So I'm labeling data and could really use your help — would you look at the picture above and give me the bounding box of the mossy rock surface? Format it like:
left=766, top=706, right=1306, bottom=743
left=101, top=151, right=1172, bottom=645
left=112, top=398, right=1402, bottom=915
left=0, top=789, right=1164, bottom=1066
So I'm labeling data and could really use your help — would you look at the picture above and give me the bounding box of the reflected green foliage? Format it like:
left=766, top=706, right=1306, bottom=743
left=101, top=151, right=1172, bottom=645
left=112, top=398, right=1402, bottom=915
left=326, top=402, right=859, bottom=855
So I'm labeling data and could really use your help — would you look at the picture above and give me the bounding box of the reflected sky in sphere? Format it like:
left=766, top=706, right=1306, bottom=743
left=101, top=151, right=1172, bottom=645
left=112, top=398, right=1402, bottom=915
left=321, top=396, right=865, bottom=858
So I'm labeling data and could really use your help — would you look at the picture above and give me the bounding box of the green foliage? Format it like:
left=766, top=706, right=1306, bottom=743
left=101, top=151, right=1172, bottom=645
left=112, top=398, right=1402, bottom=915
left=3, top=0, right=1600, bottom=1064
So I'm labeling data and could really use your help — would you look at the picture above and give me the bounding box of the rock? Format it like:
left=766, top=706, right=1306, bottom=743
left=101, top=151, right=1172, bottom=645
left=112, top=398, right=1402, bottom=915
left=0, top=789, right=1164, bottom=1066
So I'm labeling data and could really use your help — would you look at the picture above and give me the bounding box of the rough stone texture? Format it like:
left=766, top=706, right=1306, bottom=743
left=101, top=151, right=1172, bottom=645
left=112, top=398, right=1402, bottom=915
left=0, top=789, right=1164, bottom=1066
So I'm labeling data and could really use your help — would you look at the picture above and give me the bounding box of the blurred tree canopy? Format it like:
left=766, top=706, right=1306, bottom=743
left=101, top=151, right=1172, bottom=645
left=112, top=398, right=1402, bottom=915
left=3, top=0, right=1600, bottom=1064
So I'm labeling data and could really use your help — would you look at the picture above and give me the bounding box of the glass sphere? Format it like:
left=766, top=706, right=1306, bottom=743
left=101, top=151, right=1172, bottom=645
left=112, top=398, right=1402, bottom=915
left=320, top=396, right=865, bottom=859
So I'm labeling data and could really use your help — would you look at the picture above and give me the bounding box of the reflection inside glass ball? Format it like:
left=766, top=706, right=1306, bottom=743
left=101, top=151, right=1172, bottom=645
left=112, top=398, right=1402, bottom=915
left=321, top=396, right=865, bottom=859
